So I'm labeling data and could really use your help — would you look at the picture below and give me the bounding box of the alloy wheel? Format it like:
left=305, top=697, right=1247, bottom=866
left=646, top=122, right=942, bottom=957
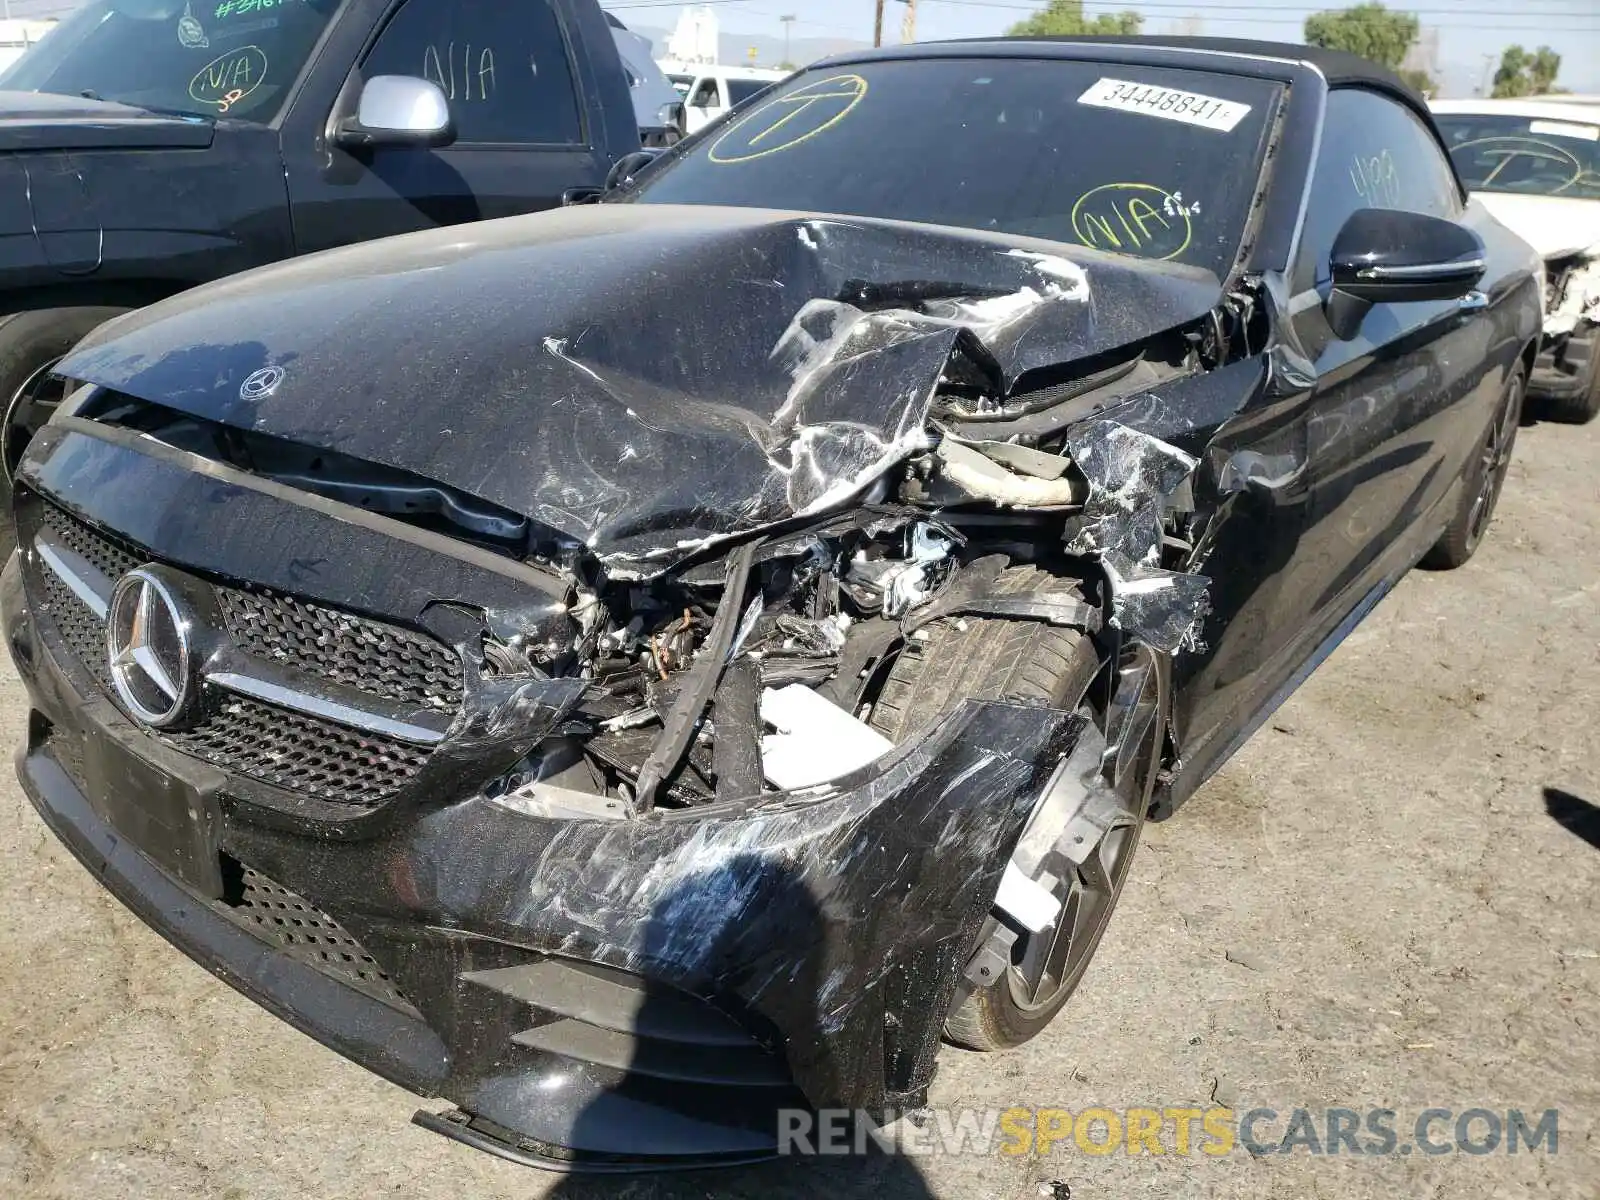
left=1005, top=643, right=1164, bottom=1014
left=1465, top=376, right=1522, bottom=552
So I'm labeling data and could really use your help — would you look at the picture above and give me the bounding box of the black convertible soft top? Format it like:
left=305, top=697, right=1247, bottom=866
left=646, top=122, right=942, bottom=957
left=1018, top=36, right=1416, bottom=96
left=833, top=35, right=1431, bottom=125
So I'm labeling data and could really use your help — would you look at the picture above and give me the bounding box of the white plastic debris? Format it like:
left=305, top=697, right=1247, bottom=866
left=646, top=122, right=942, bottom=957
left=759, top=684, right=894, bottom=790
left=995, top=861, right=1062, bottom=933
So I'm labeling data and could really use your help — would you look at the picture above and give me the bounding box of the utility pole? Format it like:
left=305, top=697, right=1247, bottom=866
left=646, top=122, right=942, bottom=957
left=900, top=0, right=917, bottom=44
left=873, top=0, right=884, bottom=48
left=780, top=14, right=795, bottom=64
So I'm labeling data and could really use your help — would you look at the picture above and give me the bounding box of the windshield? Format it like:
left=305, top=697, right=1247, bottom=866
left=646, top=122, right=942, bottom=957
left=1436, top=112, right=1600, bottom=199
left=0, top=0, right=343, bottom=123
left=631, top=58, right=1282, bottom=277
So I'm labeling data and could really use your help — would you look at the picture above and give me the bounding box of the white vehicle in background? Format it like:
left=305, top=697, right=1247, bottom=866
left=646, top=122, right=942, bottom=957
left=665, top=65, right=788, bottom=134
left=0, top=19, right=54, bottom=72
left=1434, top=98, right=1600, bottom=422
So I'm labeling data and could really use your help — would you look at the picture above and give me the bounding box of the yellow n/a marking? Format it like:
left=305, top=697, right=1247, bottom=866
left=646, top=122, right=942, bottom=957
left=1126, top=198, right=1170, bottom=241
left=1080, top=211, right=1123, bottom=248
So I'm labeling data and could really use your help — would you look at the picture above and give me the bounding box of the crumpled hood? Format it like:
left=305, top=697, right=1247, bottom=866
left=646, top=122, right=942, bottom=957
left=60, top=203, right=1222, bottom=568
left=1474, top=192, right=1600, bottom=260
left=0, top=91, right=215, bottom=152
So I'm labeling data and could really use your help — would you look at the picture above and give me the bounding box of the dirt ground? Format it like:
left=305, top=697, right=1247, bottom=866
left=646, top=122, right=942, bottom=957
left=0, top=414, right=1595, bottom=1200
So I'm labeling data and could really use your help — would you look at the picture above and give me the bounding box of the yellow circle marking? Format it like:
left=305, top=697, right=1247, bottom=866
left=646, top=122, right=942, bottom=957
left=709, top=74, right=868, bottom=165
left=1070, top=182, right=1192, bottom=262
left=189, top=45, right=268, bottom=110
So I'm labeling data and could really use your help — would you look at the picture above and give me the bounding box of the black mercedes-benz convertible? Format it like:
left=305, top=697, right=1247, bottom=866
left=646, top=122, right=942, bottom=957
left=3, top=36, right=1540, bottom=1171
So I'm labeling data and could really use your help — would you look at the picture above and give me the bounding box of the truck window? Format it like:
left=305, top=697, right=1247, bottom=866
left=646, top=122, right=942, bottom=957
left=363, top=0, right=583, bottom=146
left=0, top=0, right=344, bottom=123
left=687, top=78, right=718, bottom=108
left=725, top=78, right=770, bottom=105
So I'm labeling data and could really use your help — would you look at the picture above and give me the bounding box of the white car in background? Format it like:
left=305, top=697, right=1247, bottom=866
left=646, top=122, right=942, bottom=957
left=666, top=66, right=788, bottom=134
left=1434, top=98, right=1600, bottom=421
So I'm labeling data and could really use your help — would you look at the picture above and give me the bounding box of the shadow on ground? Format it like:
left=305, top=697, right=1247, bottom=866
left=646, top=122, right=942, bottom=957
left=1543, top=786, right=1600, bottom=851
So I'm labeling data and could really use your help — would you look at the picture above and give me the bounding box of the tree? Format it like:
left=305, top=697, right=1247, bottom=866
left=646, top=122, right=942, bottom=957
left=1399, top=68, right=1437, bottom=97
left=1491, top=45, right=1562, bottom=98
left=1007, top=1, right=1142, bottom=38
left=1303, top=2, right=1418, bottom=70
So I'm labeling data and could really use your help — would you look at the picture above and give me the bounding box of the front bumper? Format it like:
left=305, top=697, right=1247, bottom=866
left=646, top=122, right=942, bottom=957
left=4, top=551, right=1081, bottom=1170
left=1533, top=258, right=1600, bottom=400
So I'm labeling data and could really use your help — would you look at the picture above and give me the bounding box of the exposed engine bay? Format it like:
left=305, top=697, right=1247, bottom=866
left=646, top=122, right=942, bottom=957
left=86, top=314, right=1227, bottom=817
left=1543, top=248, right=1600, bottom=340
left=57, top=210, right=1284, bottom=823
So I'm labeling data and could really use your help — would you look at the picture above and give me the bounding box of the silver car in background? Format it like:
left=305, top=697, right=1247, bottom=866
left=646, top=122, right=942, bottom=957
left=606, top=12, right=685, bottom=146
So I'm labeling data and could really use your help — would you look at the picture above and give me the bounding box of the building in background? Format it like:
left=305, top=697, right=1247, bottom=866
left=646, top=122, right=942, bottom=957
left=660, top=4, right=718, bottom=71
left=0, top=18, right=54, bottom=72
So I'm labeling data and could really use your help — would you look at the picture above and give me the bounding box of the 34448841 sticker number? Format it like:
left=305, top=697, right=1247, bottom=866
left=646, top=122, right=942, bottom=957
left=1077, top=78, right=1252, bottom=133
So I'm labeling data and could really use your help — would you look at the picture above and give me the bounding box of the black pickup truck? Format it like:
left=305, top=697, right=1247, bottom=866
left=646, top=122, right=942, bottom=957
left=0, top=0, right=641, bottom=506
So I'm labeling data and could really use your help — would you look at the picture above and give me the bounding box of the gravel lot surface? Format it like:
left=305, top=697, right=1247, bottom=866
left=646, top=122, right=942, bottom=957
left=0, top=415, right=1595, bottom=1199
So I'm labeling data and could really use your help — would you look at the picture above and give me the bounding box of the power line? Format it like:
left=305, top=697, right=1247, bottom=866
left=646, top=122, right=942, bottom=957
left=924, top=0, right=1599, bottom=17
left=608, top=1, right=762, bottom=9
left=921, top=1, right=1600, bottom=31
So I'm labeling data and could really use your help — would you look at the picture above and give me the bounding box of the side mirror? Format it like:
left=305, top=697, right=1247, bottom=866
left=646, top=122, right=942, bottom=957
left=1325, top=208, right=1487, bottom=339
left=604, top=148, right=666, bottom=194
left=334, top=76, right=455, bottom=150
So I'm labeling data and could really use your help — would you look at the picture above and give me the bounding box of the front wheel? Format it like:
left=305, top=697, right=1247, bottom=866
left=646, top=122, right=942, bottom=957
left=867, top=566, right=1168, bottom=1051
left=0, top=307, right=129, bottom=557
left=1422, top=367, right=1524, bottom=570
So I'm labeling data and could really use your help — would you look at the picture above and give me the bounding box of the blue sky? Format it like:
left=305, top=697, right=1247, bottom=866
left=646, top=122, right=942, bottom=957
left=613, top=0, right=1600, bottom=94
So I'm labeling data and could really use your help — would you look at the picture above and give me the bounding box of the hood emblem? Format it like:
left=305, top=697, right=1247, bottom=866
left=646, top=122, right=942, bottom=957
left=240, top=366, right=285, bottom=400
left=107, top=570, right=196, bottom=730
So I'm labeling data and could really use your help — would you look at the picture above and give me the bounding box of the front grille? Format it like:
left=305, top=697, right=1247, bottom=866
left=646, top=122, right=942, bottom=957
left=216, top=863, right=418, bottom=1015
left=217, top=587, right=461, bottom=711
left=32, top=503, right=458, bottom=808
left=44, top=502, right=141, bottom=582
left=38, top=568, right=112, bottom=689
left=168, top=694, right=431, bottom=807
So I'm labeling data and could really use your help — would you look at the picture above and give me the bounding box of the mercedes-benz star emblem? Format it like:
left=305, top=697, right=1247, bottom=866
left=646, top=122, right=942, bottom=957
left=239, top=366, right=285, bottom=401
left=107, top=570, right=195, bottom=729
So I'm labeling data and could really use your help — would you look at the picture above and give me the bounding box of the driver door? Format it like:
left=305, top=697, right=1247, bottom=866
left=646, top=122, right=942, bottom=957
left=1174, top=88, right=1515, bottom=778
left=684, top=75, right=722, bottom=134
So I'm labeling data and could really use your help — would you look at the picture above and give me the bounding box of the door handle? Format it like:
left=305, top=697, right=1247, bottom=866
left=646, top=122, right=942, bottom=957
left=1458, top=290, right=1489, bottom=313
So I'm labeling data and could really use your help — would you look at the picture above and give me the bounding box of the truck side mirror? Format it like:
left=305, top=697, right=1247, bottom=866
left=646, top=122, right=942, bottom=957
left=334, top=76, right=456, bottom=150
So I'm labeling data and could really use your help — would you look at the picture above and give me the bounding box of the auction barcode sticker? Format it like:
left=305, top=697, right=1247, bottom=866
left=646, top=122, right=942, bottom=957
left=1078, top=78, right=1252, bottom=132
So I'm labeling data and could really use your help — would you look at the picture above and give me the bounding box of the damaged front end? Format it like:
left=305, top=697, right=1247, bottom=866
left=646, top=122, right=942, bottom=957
left=11, top=208, right=1257, bottom=1167
left=1533, top=245, right=1600, bottom=403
